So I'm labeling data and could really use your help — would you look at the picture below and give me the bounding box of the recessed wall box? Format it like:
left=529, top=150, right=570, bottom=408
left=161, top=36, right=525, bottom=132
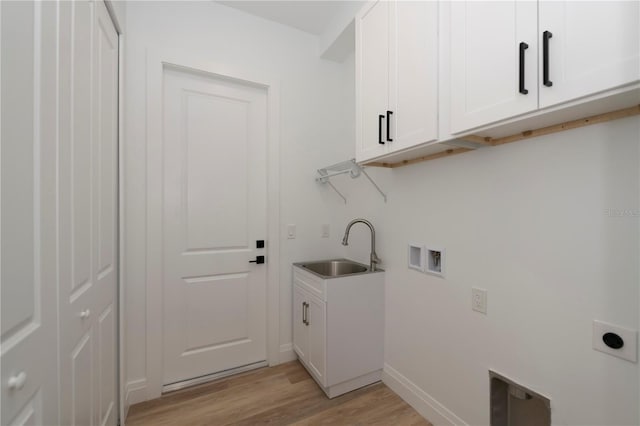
left=490, top=371, right=551, bottom=426
left=408, top=244, right=425, bottom=272
left=426, top=246, right=445, bottom=277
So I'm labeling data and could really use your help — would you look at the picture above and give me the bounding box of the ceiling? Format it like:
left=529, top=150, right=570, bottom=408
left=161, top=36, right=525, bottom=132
left=216, top=1, right=364, bottom=35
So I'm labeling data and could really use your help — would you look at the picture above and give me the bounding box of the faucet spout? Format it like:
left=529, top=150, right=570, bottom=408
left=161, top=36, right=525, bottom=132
left=341, top=218, right=380, bottom=271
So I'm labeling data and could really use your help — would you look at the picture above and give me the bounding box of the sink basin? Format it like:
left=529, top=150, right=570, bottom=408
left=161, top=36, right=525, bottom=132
left=296, top=259, right=371, bottom=278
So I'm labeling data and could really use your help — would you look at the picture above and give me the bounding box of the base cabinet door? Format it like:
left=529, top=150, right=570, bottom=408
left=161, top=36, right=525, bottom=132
left=293, top=285, right=326, bottom=387
left=450, top=1, right=538, bottom=133
left=538, top=1, right=640, bottom=108
left=292, top=286, right=309, bottom=361
left=305, top=296, right=326, bottom=386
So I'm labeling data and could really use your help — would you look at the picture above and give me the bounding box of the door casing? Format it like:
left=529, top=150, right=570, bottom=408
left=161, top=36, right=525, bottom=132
left=144, top=51, right=281, bottom=400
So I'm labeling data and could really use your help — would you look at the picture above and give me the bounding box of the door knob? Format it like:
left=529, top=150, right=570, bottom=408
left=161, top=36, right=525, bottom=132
left=7, top=372, right=27, bottom=391
left=249, top=256, right=265, bottom=264
left=79, top=309, right=91, bottom=319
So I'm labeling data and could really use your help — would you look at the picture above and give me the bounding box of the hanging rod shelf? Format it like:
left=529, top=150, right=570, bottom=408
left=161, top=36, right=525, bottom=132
left=316, top=159, right=387, bottom=204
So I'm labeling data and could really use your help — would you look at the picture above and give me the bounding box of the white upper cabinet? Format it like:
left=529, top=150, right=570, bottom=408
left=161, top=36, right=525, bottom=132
left=450, top=1, right=539, bottom=134
left=356, top=0, right=390, bottom=161
left=356, top=0, right=438, bottom=163
left=538, top=1, right=640, bottom=108
left=450, top=0, right=639, bottom=134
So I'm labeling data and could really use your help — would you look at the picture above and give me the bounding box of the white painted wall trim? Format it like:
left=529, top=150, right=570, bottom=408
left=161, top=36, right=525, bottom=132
left=117, top=33, right=127, bottom=424
left=279, top=343, right=297, bottom=363
left=382, top=363, right=468, bottom=426
left=125, top=378, right=148, bottom=411
left=145, top=49, right=281, bottom=400
left=99, top=1, right=127, bottom=421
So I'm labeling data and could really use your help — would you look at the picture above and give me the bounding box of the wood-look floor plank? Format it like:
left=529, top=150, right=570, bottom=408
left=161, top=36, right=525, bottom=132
left=126, top=361, right=432, bottom=426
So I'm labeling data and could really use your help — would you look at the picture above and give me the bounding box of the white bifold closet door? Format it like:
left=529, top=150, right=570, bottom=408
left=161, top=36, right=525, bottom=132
left=1, top=1, right=119, bottom=425
left=58, top=1, right=119, bottom=425
left=1, top=2, right=60, bottom=424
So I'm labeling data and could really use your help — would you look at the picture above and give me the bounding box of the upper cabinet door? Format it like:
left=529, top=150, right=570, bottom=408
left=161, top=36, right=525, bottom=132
left=356, top=0, right=390, bottom=162
left=538, top=1, right=640, bottom=108
left=450, top=1, right=538, bottom=133
left=388, top=1, right=439, bottom=152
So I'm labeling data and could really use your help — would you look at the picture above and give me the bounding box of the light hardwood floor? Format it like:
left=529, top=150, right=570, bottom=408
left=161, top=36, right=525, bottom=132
left=126, top=361, right=431, bottom=426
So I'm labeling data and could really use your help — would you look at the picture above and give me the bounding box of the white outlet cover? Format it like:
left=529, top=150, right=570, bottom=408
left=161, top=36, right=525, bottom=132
left=472, top=288, right=487, bottom=314
left=592, top=320, right=637, bottom=363
left=287, top=224, right=296, bottom=239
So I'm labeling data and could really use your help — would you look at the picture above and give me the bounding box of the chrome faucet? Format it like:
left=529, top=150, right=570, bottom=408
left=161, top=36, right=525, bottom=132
left=341, top=218, right=381, bottom=271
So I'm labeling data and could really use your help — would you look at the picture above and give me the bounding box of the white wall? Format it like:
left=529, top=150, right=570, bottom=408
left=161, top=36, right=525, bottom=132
left=332, top=53, right=640, bottom=424
left=381, top=117, right=639, bottom=425
left=122, top=0, right=368, bottom=404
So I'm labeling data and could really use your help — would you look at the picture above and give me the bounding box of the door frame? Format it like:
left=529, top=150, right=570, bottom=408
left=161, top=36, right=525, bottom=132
left=144, top=50, right=281, bottom=400
left=100, top=1, right=125, bottom=423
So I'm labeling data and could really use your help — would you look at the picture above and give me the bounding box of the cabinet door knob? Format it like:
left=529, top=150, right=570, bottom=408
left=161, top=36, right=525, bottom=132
left=7, top=372, right=27, bottom=390
left=79, top=309, right=91, bottom=319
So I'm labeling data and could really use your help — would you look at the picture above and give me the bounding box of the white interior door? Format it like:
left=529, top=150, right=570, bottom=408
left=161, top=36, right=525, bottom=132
left=162, top=66, right=268, bottom=386
left=58, top=1, right=119, bottom=425
left=1, top=2, right=59, bottom=424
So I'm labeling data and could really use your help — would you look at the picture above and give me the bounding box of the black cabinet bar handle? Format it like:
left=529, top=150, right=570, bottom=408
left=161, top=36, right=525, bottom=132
left=386, top=111, right=393, bottom=142
left=378, top=114, right=385, bottom=144
left=543, top=31, right=553, bottom=87
left=302, top=302, right=307, bottom=325
left=519, top=42, right=528, bottom=94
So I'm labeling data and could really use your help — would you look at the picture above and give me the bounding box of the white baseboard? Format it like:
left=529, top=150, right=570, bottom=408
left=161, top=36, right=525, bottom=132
left=279, top=343, right=297, bottom=363
left=382, top=363, right=468, bottom=426
left=125, top=378, right=148, bottom=409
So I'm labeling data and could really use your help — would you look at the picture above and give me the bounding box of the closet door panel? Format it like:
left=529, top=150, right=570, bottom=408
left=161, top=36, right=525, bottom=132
left=0, top=1, right=60, bottom=424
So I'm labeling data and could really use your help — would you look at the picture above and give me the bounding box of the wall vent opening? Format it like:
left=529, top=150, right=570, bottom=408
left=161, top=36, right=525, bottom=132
left=490, top=371, right=550, bottom=426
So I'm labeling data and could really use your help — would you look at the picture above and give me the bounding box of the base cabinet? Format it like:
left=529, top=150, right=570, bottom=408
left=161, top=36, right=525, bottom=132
left=292, top=265, right=384, bottom=398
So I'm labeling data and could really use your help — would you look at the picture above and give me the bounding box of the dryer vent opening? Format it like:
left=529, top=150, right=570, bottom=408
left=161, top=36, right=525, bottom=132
left=490, top=371, right=551, bottom=426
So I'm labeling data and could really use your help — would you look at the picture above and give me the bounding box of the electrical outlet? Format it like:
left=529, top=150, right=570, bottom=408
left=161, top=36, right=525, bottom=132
left=472, top=288, right=487, bottom=314
left=592, top=320, right=637, bottom=362
left=287, top=224, right=296, bottom=239
left=321, top=224, right=330, bottom=238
